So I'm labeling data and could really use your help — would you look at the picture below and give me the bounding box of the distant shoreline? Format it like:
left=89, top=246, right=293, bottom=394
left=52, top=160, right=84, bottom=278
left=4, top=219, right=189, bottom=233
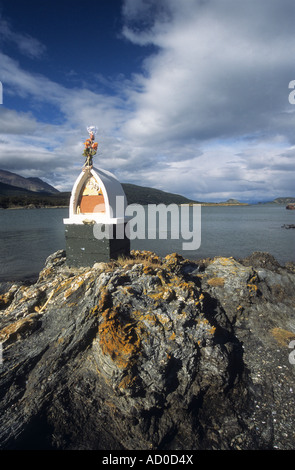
left=0, top=205, right=68, bottom=210
left=1, top=202, right=251, bottom=209
left=1, top=202, right=293, bottom=210
left=194, top=202, right=249, bottom=206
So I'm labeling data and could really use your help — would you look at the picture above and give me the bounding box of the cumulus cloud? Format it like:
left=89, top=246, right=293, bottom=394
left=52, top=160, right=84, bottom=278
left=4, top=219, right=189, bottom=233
left=0, top=0, right=295, bottom=201
left=0, top=50, right=130, bottom=188
left=119, top=0, right=295, bottom=200
left=122, top=0, right=295, bottom=142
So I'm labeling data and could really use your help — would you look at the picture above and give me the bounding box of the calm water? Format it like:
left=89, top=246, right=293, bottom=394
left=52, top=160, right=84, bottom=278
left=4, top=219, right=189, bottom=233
left=0, top=204, right=294, bottom=282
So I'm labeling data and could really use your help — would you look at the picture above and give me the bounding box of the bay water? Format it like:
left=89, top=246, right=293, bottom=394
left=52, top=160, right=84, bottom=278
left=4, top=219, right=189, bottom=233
left=0, top=204, right=294, bottom=282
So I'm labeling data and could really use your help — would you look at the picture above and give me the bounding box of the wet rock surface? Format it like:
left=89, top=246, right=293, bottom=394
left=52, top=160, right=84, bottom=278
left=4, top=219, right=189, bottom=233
left=0, top=249, right=294, bottom=450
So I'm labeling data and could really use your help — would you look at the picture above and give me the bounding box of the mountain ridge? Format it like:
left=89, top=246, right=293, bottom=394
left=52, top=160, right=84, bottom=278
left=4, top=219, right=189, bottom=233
left=0, top=169, right=294, bottom=207
left=121, top=182, right=199, bottom=205
left=0, top=169, right=59, bottom=194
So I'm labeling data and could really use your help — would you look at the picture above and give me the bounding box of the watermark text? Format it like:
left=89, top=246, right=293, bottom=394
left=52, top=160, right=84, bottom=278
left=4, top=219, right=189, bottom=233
left=288, top=80, right=295, bottom=104
left=93, top=199, right=201, bottom=251
left=289, top=339, right=295, bottom=365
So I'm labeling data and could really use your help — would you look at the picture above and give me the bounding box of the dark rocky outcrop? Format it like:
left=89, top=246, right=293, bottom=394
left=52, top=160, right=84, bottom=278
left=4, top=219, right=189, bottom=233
left=0, top=250, right=294, bottom=450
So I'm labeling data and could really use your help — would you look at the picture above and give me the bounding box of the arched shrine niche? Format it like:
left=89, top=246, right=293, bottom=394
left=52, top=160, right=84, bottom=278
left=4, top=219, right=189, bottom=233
left=65, top=166, right=127, bottom=224
left=77, top=174, right=105, bottom=214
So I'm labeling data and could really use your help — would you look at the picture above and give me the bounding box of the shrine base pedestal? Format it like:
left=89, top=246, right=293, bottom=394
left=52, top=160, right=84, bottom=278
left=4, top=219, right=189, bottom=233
left=64, top=223, right=130, bottom=267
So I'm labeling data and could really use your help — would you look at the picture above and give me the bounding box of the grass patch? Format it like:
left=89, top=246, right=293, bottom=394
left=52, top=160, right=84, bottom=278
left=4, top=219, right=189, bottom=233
left=207, top=277, right=225, bottom=287
left=270, top=327, right=295, bottom=347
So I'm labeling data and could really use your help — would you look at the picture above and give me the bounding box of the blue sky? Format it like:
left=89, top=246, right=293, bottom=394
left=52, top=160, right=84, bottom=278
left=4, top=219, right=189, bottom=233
left=0, top=0, right=295, bottom=202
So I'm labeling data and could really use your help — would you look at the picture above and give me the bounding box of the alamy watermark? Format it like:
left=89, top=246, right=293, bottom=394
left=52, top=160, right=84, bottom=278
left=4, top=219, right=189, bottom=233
left=289, top=340, right=295, bottom=365
left=288, top=80, right=295, bottom=104
left=93, top=198, right=201, bottom=251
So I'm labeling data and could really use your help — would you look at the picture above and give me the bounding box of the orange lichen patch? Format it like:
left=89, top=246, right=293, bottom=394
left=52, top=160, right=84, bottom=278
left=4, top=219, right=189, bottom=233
left=98, top=307, right=142, bottom=369
left=154, top=270, right=198, bottom=302
left=113, top=251, right=162, bottom=273
left=143, top=265, right=156, bottom=275
left=177, top=280, right=197, bottom=293
left=164, top=252, right=181, bottom=261
left=62, top=272, right=94, bottom=300
left=54, top=277, right=74, bottom=294
left=133, top=310, right=159, bottom=327
left=131, top=250, right=161, bottom=264
left=118, top=373, right=138, bottom=390
left=0, top=292, right=13, bottom=309
left=12, top=286, right=34, bottom=305
left=38, top=266, right=54, bottom=281
left=98, top=287, right=111, bottom=311
left=169, top=332, right=176, bottom=341
left=0, top=314, right=38, bottom=343
left=209, top=325, right=216, bottom=335
left=248, top=284, right=257, bottom=293
left=213, top=257, right=235, bottom=266
left=90, top=305, right=99, bottom=316
left=156, top=313, right=170, bottom=325
left=247, top=275, right=258, bottom=295
left=270, top=327, right=295, bottom=347
left=156, top=270, right=171, bottom=286
left=147, top=285, right=175, bottom=304
left=196, top=317, right=216, bottom=337
left=179, top=310, right=187, bottom=317
left=207, top=277, right=225, bottom=287
left=164, top=252, right=186, bottom=267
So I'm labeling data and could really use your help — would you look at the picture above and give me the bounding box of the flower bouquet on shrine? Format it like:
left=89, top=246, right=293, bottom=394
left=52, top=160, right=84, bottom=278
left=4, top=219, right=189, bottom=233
left=83, top=126, right=98, bottom=169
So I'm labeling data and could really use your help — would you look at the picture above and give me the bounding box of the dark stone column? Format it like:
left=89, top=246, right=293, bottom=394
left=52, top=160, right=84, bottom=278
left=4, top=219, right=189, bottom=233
left=64, top=223, right=130, bottom=267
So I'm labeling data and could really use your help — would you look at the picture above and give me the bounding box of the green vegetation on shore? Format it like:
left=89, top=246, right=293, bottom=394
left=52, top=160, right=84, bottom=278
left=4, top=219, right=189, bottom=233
left=0, top=192, right=71, bottom=209
left=122, top=183, right=199, bottom=205
left=0, top=174, right=294, bottom=209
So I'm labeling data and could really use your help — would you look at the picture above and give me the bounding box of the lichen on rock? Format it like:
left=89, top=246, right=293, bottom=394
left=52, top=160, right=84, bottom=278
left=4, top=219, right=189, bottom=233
left=0, top=249, right=295, bottom=450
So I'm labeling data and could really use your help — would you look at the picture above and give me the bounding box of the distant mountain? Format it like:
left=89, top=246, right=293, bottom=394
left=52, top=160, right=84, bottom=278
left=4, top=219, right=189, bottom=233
left=224, top=198, right=241, bottom=204
left=0, top=180, right=199, bottom=209
left=0, top=181, right=41, bottom=197
left=122, top=183, right=200, bottom=205
left=272, top=197, right=295, bottom=204
left=0, top=169, right=59, bottom=194
left=26, top=176, right=59, bottom=194
left=257, top=197, right=295, bottom=205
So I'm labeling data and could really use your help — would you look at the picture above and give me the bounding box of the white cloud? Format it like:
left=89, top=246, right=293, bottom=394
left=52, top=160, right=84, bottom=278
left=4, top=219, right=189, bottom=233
left=0, top=14, right=46, bottom=59
left=118, top=0, right=295, bottom=200
left=122, top=0, right=295, bottom=143
left=0, top=0, right=295, bottom=202
left=0, top=50, right=130, bottom=187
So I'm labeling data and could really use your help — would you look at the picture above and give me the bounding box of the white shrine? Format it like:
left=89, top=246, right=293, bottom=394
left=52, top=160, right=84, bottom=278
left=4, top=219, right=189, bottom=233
left=63, top=166, right=127, bottom=225
left=63, top=127, right=130, bottom=267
